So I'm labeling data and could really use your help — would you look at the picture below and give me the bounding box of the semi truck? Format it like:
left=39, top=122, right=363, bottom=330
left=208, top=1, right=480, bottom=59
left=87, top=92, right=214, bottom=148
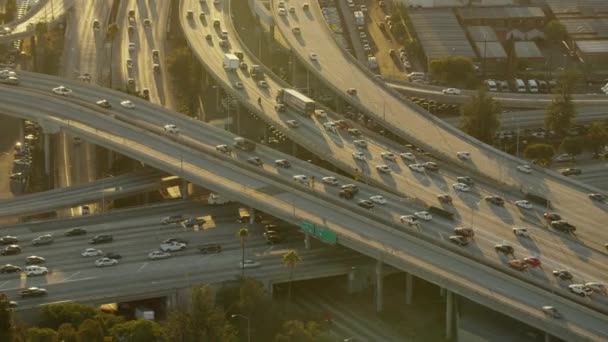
left=276, top=88, right=316, bottom=116
left=223, top=54, right=240, bottom=71
left=354, top=11, right=365, bottom=26
left=250, top=64, right=264, bottom=80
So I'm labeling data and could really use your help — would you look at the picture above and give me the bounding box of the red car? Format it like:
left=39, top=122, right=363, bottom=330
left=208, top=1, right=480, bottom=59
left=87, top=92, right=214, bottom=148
left=438, top=194, right=453, bottom=204
left=335, top=120, right=353, bottom=129
left=524, top=257, right=542, bottom=267
left=543, top=212, right=561, bottom=221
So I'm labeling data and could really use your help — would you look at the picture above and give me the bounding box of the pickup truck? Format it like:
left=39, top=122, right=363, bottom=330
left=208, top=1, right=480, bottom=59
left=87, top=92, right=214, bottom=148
left=160, top=242, right=187, bottom=252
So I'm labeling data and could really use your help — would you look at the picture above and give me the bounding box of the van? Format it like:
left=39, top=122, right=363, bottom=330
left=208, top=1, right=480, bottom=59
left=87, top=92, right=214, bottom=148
left=538, top=80, right=548, bottom=93
left=514, top=79, right=526, bottom=93
left=32, top=234, right=53, bottom=246
left=25, top=266, right=48, bottom=276
left=485, top=79, right=497, bottom=92
left=233, top=137, right=256, bottom=151
left=527, top=79, right=538, bottom=93
left=498, top=80, right=510, bottom=92
left=219, top=39, right=229, bottom=47
left=220, top=30, right=228, bottom=39
left=237, top=208, right=251, bottom=223
left=407, top=72, right=425, bottom=81
left=213, top=19, right=220, bottom=27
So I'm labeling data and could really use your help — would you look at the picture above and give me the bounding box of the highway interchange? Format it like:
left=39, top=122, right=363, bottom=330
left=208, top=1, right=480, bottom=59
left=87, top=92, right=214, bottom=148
left=0, top=0, right=607, bottom=339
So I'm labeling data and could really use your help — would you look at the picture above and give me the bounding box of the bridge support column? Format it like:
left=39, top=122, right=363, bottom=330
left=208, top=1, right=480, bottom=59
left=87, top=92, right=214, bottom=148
left=304, top=233, right=311, bottom=249
left=446, top=290, right=454, bottom=340
left=166, top=292, right=178, bottom=311
left=405, top=273, right=413, bottom=305
left=266, top=280, right=274, bottom=297
left=375, top=259, right=383, bottom=312
left=440, top=287, right=446, bottom=297
left=347, top=267, right=356, bottom=294
left=544, top=333, right=551, bottom=342
left=180, top=180, right=189, bottom=199
left=44, top=133, right=51, bottom=176
left=249, top=207, right=256, bottom=224
left=235, top=106, right=241, bottom=135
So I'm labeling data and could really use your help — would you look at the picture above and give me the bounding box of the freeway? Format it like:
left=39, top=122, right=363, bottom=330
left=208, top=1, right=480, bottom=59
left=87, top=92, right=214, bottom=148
left=0, top=0, right=74, bottom=43
left=0, top=81, right=607, bottom=339
left=0, top=169, right=179, bottom=217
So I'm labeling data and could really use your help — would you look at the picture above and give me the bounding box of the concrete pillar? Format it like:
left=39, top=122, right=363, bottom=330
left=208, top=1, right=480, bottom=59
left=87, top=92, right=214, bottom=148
left=266, top=280, right=274, bottom=297
left=304, top=233, right=311, bottom=249
left=347, top=267, right=356, bottom=294
left=166, top=292, right=178, bottom=311
left=107, top=150, right=114, bottom=169
left=235, top=106, right=241, bottom=135
left=375, top=259, right=383, bottom=312
left=405, top=273, right=413, bottom=305
left=446, top=290, right=454, bottom=340
left=544, top=333, right=551, bottom=342
left=249, top=207, right=256, bottom=224
left=44, top=133, right=51, bottom=176
left=440, top=287, right=446, bottom=297
left=180, top=180, right=189, bottom=199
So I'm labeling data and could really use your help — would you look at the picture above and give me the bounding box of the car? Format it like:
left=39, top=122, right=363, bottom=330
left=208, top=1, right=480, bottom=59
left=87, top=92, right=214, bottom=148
left=542, top=306, right=562, bottom=319
left=64, top=227, right=87, bottom=237
left=160, top=242, right=187, bottom=252
left=9, top=173, right=24, bottom=181
left=442, top=88, right=461, bottom=95
left=286, top=120, right=299, bottom=128
left=543, top=212, right=561, bottom=221
left=555, top=154, right=574, bottom=162
left=423, top=162, right=439, bottom=171
left=550, top=220, right=576, bottom=233
left=517, top=165, right=532, bottom=174
left=152, top=49, right=159, bottom=59
left=456, top=152, right=471, bottom=160
left=0, top=236, right=18, bottom=245
left=143, top=18, right=151, bottom=27
left=13, top=159, right=31, bottom=167
left=408, top=164, right=425, bottom=173
left=153, top=64, right=160, bottom=73
left=508, top=259, right=528, bottom=271
left=258, top=80, right=268, bottom=88
left=485, top=196, right=505, bottom=206
left=352, top=151, right=365, bottom=161
left=182, top=217, right=205, bottom=228
left=569, top=284, right=594, bottom=297
left=95, top=257, right=118, bottom=267
left=32, top=234, right=53, bottom=246
left=376, top=165, right=391, bottom=174
left=449, top=236, right=469, bottom=246
left=585, top=282, right=607, bottom=294
left=248, top=157, right=263, bottom=166
left=0, top=264, right=21, bottom=273
left=278, top=8, right=287, bottom=16
left=161, top=215, right=183, bottom=224
left=25, top=265, right=48, bottom=276
left=1, top=76, right=19, bottom=85
left=341, top=184, right=359, bottom=194
left=454, top=227, right=474, bottom=238
left=205, top=34, right=212, bottom=41
left=293, top=175, right=309, bottom=184
left=52, top=86, right=72, bottom=96
left=314, top=109, right=327, bottom=118
left=589, top=193, right=606, bottom=201
left=289, top=6, right=296, bottom=13
left=456, top=176, right=474, bottom=185
left=81, top=248, right=103, bottom=257
left=357, top=200, right=374, bottom=209
left=512, top=227, right=530, bottom=237
left=302, top=3, right=309, bottom=10
left=275, top=159, right=291, bottom=168
left=347, top=128, right=362, bottom=137
left=515, top=200, right=533, bottom=209
left=400, top=215, right=418, bottom=225
left=437, top=194, right=453, bottom=204
left=322, top=176, right=339, bottom=185
left=264, top=232, right=285, bottom=244
left=552, top=270, right=573, bottom=280
left=399, top=152, right=415, bottom=161
left=164, top=124, right=180, bottom=134
left=233, top=82, right=244, bottom=89
left=309, top=53, right=318, bottom=61
left=148, top=250, right=171, bottom=260
left=452, top=183, right=470, bottom=192
left=524, top=257, right=542, bottom=267
left=96, top=99, right=111, bottom=108
left=24, top=256, right=46, bottom=267
left=120, top=100, right=135, bottom=109
left=323, top=121, right=338, bottom=133
left=19, top=287, right=47, bottom=298
left=561, top=168, right=581, bottom=176
left=340, top=189, right=355, bottom=199
left=414, top=211, right=432, bottom=221
left=239, top=259, right=261, bottom=269
left=346, top=88, right=357, bottom=96
left=494, top=244, right=514, bottom=255
left=369, top=195, right=387, bottom=204
left=354, top=140, right=368, bottom=148
left=198, top=243, right=222, bottom=254
left=215, top=144, right=232, bottom=153
left=126, top=59, right=133, bottom=69
left=292, top=27, right=301, bottom=35
left=103, top=252, right=122, bottom=260
left=274, top=103, right=286, bottom=112
left=89, top=234, right=113, bottom=244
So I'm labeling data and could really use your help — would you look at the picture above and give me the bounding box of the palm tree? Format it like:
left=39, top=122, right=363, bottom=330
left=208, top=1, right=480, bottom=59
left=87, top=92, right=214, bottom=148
left=237, top=227, right=249, bottom=276
left=460, top=88, right=501, bottom=144
left=106, top=23, right=120, bottom=85
left=283, top=249, right=301, bottom=306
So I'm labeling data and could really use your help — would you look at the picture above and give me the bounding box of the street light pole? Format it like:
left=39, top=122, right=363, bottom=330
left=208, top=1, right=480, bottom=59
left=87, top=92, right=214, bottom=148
left=231, top=314, right=250, bottom=342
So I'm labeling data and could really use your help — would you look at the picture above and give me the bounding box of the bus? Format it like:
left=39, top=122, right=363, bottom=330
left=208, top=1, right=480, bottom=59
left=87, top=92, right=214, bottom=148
left=277, top=89, right=315, bottom=116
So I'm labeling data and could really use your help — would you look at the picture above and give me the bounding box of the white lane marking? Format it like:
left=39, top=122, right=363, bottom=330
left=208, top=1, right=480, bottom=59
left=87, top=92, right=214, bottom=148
left=137, top=262, right=149, bottom=273
left=62, top=271, right=81, bottom=282
left=0, top=280, right=10, bottom=289
left=63, top=276, right=97, bottom=284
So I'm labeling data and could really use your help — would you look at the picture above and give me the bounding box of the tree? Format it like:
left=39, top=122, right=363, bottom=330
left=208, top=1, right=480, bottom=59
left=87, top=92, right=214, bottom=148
left=56, top=323, right=78, bottom=342
left=557, top=68, right=580, bottom=95
left=460, top=88, right=501, bottom=144
left=25, top=327, right=58, bottom=342
left=236, top=227, right=249, bottom=276
left=4, top=0, right=17, bottom=22
left=95, top=312, right=126, bottom=336
left=524, top=143, right=555, bottom=163
left=429, top=56, right=475, bottom=86
left=110, top=319, right=166, bottom=342
left=545, top=92, right=575, bottom=137
left=77, top=319, right=104, bottom=342
left=283, top=250, right=301, bottom=306
left=237, top=278, right=283, bottom=342
left=40, top=303, right=98, bottom=330
left=544, top=20, right=568, bottom=44
left=34, top=21, right=48, bottom=39
left=0, top=293, right=14, bottom=341
left=584, top=122, right=608, bottom=156
left=274, top=320, right=329, bottom=342
left=560, top=137, right=584, bottom=157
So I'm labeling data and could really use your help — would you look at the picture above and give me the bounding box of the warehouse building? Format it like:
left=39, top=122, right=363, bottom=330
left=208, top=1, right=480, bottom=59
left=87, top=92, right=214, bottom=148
left=466, top=26, right=507, bottom=72
left=456, top=6, right=546, bottom=30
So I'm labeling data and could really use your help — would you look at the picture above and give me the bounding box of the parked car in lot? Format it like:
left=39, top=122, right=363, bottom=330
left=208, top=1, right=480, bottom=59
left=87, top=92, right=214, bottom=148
left=423, top=162, right=438, bottom=171
left=452, top=183, right=470, bottom=192
left=25, top=265, right=48, bottom=276
left=95, top=257, right=118, bottom=267
left=160, top=242, right=187, bottom=252
left=524, top=257, right=542, bottom=267
left=454, top=227, right=474, bottom=238
left=275, top=159, right=291, bottom=168
left=161, top=215, right=183, bottom=224
left=400, top=215, right=418, bottom=226
left=81, top=248, right=104, bottom=257
left=357, top=200, right=374, bottom=209
left=588, top=193, right=606, bottom=201
left=508, top=259, right=528, bottom=271
left=0, top=264, right=21, bottom=273
left=561, top=168, right=582, bottom=176
left=542, top=306, right=561, bottom=319
left=322, top=176, right=339, bottom=185
left=239, top=259, right=261, bottom=269
left=550, top=220, right=576, bottom=233
left=485, top=196, right=505, bottom=206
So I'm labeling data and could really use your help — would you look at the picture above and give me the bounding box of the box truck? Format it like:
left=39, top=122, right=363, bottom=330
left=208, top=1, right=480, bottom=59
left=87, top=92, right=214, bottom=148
left=223, top=54, right=240, bottom=70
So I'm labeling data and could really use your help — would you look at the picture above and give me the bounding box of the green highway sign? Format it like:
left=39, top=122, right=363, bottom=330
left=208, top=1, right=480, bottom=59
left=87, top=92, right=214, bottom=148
left=315, top=227, right=337, bottom=244
left=300, top=221, right=315, bottom=234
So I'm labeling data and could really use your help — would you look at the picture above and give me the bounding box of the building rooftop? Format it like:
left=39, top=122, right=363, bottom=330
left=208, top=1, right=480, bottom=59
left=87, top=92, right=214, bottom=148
left=467, top=26, right=498, bottom=42
left=409, top=10, right=477, bottom=61
left=457, top=6, right=545, bottom=21
left=513, top=41, right=544, bottom=59
left=475, top=41, right=507, bottom=59
left=546, top=0, right=608, bottom=18
left=575, top=40, right=608, bottom=54
left=559, top=18, right=608, bottom=39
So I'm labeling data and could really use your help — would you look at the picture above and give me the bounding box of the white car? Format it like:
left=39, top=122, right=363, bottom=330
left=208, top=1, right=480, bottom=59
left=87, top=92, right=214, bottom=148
left=515, top=200, right=533, bottom=209
left=457, top=151, right=471, bottom=160
left=52, top=86, right=72, bottom=96
left=352, top=151, right=365, bottom=160
left=369, top=195, right=387, bottom=204
left=293, top=175, right=309, bottom=184
left=258, top=80, right=268, bottom=88
left=354, top=140, right=368, bottom=148
left=517, top=165, right=532, bottom=174
left=512, top=227, right=530, bottom=237
left=148, top=250, right=171, bottom=260
left=408, top=164, right=425, bottom=173
left=120, top=100, right=135, bottom=109
left=310, top=53, right=319, bottom=61
left=314, top=109, right=327, bottom=117
left=25, top=266, right=48, bottom=276
left=234, top=82, right=244, bottom=89
left=400, top=215, right=418, bottom=225
left=323, top=121, right=337, bottom=133
left=569, top=284, right=594, bottom=297
left=128, top=42, right=135, bottom=51
left=278, top=8, right=287, bottom=16
left=164, top=124, right=180, bottom=134
left=381, top=152, right=396, bottom=161
left=239, top=259, right=261, bottom=269
left=585, top=282, right=607, bottom=294
left=160, top=242, right=187, bottom=252
left=452, top=183, right=470, bottom=192
left=14, top=159, right=31, bottom=166
left=399, top=152, right=416, bottom=161
left=414, top=211, right=432, bottom=221
left=376, top=165, right=391, bottom=174
left=555, top=153, right=573, bottom=162
left=81, top=248, right=103, bottom=257
left=322, top=176, right=339, bottom=185
left=286, top=120, right=299, bottom=128
left=442, top=88, right=461, bottom=95
left=94, top=257, right=118, bottom=267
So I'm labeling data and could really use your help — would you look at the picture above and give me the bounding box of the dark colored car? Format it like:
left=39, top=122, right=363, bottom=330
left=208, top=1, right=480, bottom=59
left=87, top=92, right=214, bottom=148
left=561, top=168, right=581, bottom=176
left=64, top=228, right=87, bottom=236
left=198, top=244, right=222, bottom=254
left=589, top=193, right=606, bottom=201
left=264, top=224, right=286, bottom=233
left=264, top=232, right=285, bottom=244
left=25, top=256, right=45, bottom=265
left=449, top=236, right=469, bottom=246
left=89, top=234, right=113, bottom=244
left=347, top=128, right=362, bottom=137
left=0, top=236, right=18, bottom=245
left=0, top=245, right=21, bottom=256
left=0, top=264, right=21, bottom=273
left=96, top=99, right=111, bottom=108
left=275, top=159, right=291, bottom=168
left=357, top=200, right=374, bottom=209
left=182, top=218, right=205, bottom=228
left=494, top=244, right=514, bottom=255
left=423, top=162, right=439, bottom=171
left=19, top=287, right=47, bottom=298
left=247, top=157, right=263, bottom=167
left=103, top=252, right=122, bottom=260
left=341, top=184, right=359, bottom=194
left=339, top=189, right=355, bottom=199
left=457, top=176, right=474, bottom=185
left=550, top=220, right=576, bottom=233
left=485, top=196, right=505, bottom=206
left=543, top=212, right=561, bottom=221
left=437, top=194, right=453, bottom=204
left=552, top=270, right=573, bottom=280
